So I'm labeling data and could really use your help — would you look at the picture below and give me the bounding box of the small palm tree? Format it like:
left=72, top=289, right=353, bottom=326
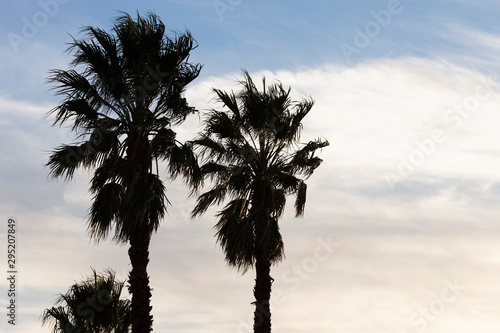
left=41, top=269, right=131, bottom=333
left=46, top=12, right=202, bottom=333
left=192, top=71, right=328, bottom=333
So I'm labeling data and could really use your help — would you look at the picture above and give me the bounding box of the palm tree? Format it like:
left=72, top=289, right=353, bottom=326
left=46, top=12, right=202, bottom=333
left=191, top=71, right=328, bottom=333
left=41, top=269, right=131, bottom=333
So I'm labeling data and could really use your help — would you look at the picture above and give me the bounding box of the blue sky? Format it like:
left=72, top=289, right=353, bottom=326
left=1, top=1, right=500, bottom=332
left=3, top=0, right=499, bottom=102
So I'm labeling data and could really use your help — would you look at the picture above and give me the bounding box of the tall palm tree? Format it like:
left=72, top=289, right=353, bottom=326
left=46, top=12, right=202, bottom=333
left=192, top=71, right=328, bottom=333
left=41, top=269, right=131, bottom=333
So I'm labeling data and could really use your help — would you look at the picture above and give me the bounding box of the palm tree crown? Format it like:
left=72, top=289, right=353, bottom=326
left=192, top=71, right=328, bottom=332
left=41, top=269, right=131, bottom=333
left=47, top=12, right=202, bottom=240
left=46, top=12, right=202, bottom=333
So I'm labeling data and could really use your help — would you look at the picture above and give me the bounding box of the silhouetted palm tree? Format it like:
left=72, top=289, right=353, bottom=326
left=46, top=12, right=202, bottom=333
left=41, top=269, right=131, bottom=333
left=192, top=71, right=328, bottom=333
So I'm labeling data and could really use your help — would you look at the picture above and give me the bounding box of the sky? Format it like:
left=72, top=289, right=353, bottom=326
left=1, top=0, right=500, bottom=332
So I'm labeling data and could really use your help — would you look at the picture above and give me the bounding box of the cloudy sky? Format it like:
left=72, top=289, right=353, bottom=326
left=1, top=0, right=500, bottom=332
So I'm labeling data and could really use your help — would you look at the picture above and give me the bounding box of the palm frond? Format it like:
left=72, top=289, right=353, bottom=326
left=191, top=184, right=227, bottom=217
left=213, top=88, right=240, bottom=118
left=290, top=138, right=329, bottom=177
left=248, top=207, right=284, bottom=264
left=294, top=181, right=307, bottom=217
left=199, top=161, right=227, bottom=180
left=146, top=173, right=169, bottom=233
left=204, top=110, right=240, bottom=140
left=88, top=182, right=124, bottom=242
left=282, top=97, right=314, bottom=142
left=46, top=143, right=91, bottom=180
left=192, top=135, right=226, bottom=157
left=150, top=127, right=176, bottom=158
left=48, top=70, right=112, bottom=111
left=214, top=199, right=254, bottom=272
left=50, top=99, right=99, bottom=131
left=165, top=142, right=202, bottom=188
left=117, top=173, right=168, bottom=239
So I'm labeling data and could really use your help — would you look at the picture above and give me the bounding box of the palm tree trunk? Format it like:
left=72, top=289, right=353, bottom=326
left=253, top=251, right=272, bottom=333
left=126, top=130, right=154, bottom=333
left=128, top=224, right=153, bottom=333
